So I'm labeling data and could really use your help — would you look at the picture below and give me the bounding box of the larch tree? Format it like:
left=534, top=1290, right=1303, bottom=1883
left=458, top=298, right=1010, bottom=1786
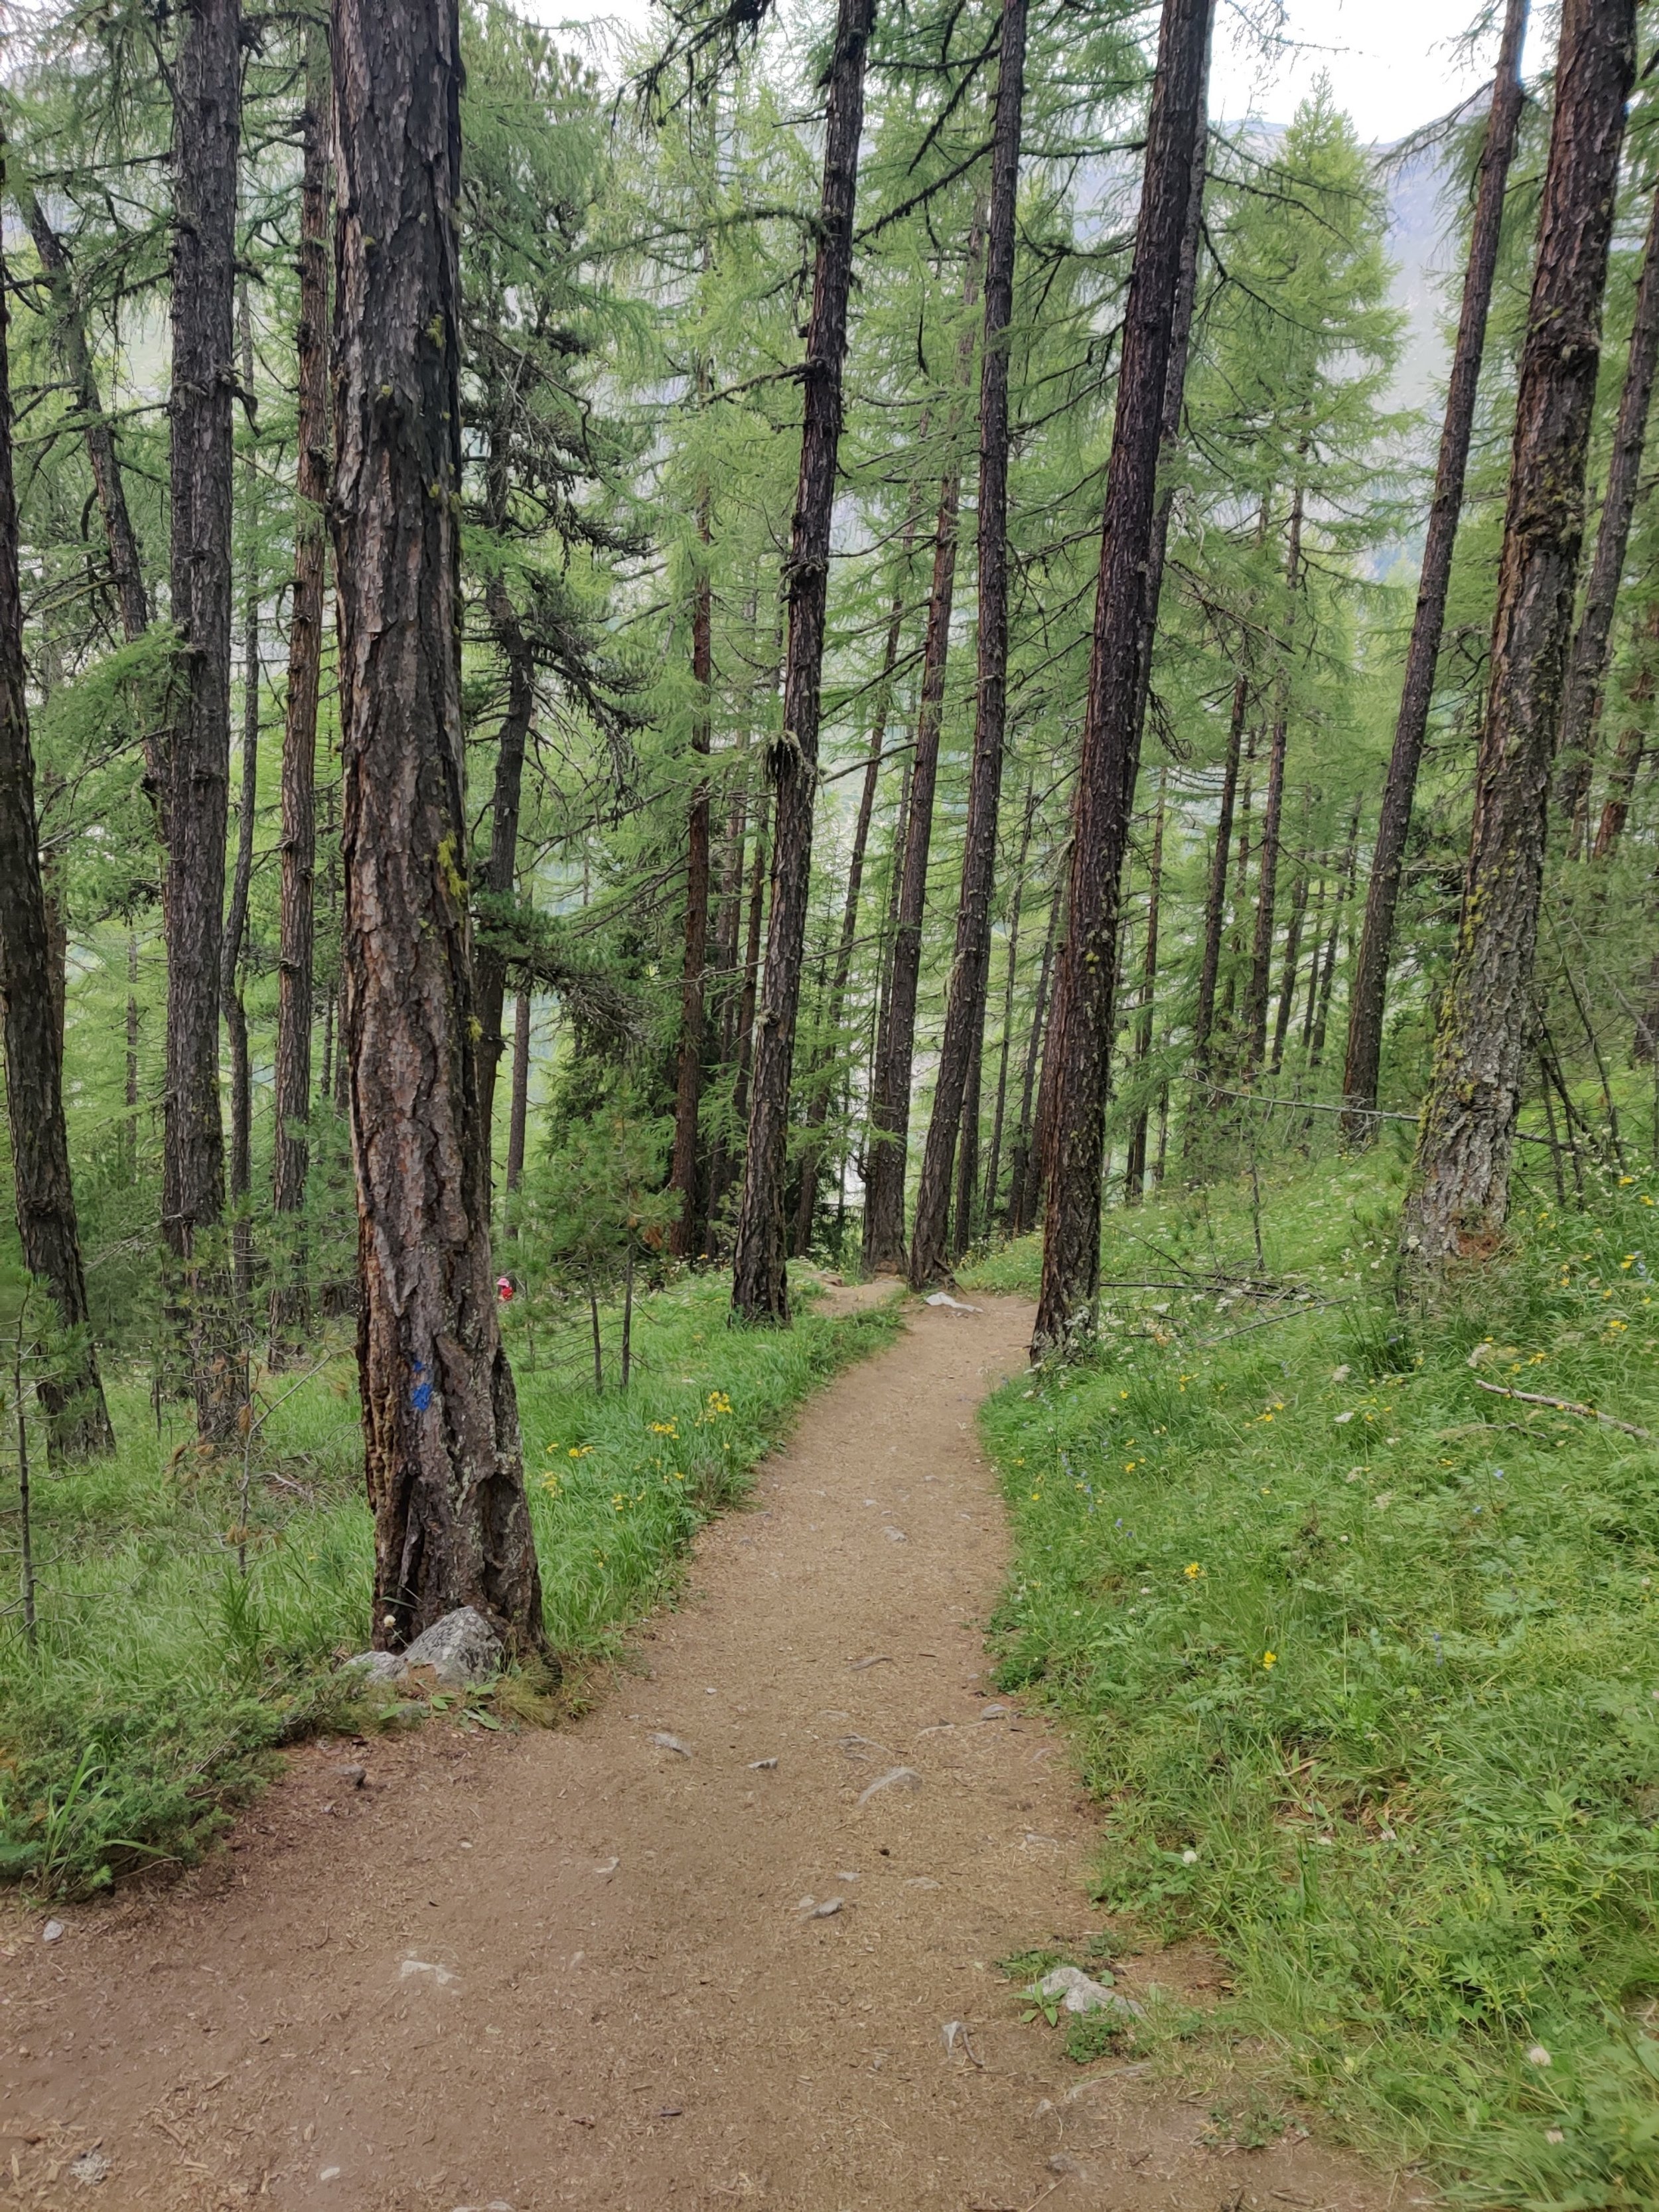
left=1341, top=0, right=1529, bottom=1138
left=0, top=194, right=114, bottom=1461
left=730, top=0, right=879, bottom=1324
left=1033, top=0, right=1212, bottom=1357
left=1403, top=0, right=1636, bottom=1270
left=163, top=0, right=241, bottom=1436
left=906, top=0, right=1029, bottom=1290
left=332, top=0, right=544, bottom=1647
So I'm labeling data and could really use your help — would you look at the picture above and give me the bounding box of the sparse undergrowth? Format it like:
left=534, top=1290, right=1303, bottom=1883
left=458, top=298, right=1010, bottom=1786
left=0, top=1270, right=899, bottom=1896
left=967, top=1152, right=1659, bottom=2211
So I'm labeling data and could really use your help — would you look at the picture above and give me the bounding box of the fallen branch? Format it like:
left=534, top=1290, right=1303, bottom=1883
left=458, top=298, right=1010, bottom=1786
left=1471, top=1378, right=1650, bottom=1438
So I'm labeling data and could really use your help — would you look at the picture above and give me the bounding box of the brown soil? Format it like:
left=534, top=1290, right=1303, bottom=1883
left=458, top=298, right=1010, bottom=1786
left=0, top=1293, right=1400, bottom=2212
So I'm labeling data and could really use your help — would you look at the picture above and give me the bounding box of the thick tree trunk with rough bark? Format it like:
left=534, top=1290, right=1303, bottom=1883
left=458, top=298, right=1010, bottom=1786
left=0, top=232, right=113, bottom=1461
left=332, top=0, right=544, bottom=1648
left=1342, top=0, right=1528, bottom=1138
left=731, top=0, right=877, bottom=1325
left=670, top=486, right=714, bottom=1260
left=1035, top=0, right=1212, bottom=1357
left=269, top=23, right=329, bottom=1361
left=1555, top=173, right=1659, bottom=838
left=907, top=0, right=1028, bottom=1288
left=164, top=0, right=241, bottom=1436
left=1404, top=0, right=1634, bottom=1270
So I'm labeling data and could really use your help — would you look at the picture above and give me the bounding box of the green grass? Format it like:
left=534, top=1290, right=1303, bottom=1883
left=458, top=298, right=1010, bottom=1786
left=965, top=1153, right=1659, bottom=2210
left=0, top=1269, right=900, bottom=1895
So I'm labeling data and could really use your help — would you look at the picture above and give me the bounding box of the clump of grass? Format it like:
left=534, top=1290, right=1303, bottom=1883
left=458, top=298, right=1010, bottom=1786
left=967, top=1159, right=1659, bottom=2209
left=0, top=1271, right=899, bottom=1894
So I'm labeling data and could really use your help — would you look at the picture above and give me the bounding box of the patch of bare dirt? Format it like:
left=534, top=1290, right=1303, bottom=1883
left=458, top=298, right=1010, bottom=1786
left=0, top=1295, right=1399, bottom=2212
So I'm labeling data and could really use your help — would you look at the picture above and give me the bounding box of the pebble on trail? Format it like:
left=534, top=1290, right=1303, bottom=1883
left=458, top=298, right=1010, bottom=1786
left=649, top=1732, right=692, bottom=1757
left=856, top=1766, right=923, bottom=1806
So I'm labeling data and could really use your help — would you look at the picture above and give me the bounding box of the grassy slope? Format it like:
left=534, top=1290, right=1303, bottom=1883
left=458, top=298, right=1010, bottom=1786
left=965, top=1155, right=1659, bottom=2210
left=0, top=1272, right=900, bottom=1894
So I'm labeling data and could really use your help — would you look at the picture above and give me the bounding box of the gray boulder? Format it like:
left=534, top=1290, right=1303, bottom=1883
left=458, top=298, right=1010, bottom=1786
left=399, top=1606, right=504, bottom=1688
left=340, top=1651, right=402, bottom=1686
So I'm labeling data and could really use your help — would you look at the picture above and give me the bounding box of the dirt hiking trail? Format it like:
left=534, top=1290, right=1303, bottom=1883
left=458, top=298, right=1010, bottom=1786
left=1, top=1294, right=1395, bottom=2212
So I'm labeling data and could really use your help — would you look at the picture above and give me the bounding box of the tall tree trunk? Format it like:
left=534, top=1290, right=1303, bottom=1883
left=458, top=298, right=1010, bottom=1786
left=223, top=278, right=258, bottom=1311
left=701, top=782, right=747, bottom=1253
left=983, top=782, right=1033, bottom=1228
left=952, top=1010, right=983, bottom=1260
left=1555, top=172, right=1659, bottom=837
left=1242, top=484, right=1303, bottom=1075
left=1268, top=810, right=1309, bottom=1076
left=1008, top=871, right=1058, bottom=1235
left=1591, top=595, right=1658, bottom=857
left=1034, top=0, right=1212, bottom=1357
left=732, top=792, right=768, bottom=1136
left=473, top=603, right=535, bottom=1181
left=730, top=0, right=878, bottom=1325
left=670, top=481, right=714, bottom=1259
left=1405, top=0, right=1634, bottom=1270
left=1309, top=808, right=1360, bottom=1070
left=1193, top=667, right=1248, bottom=1074
left=125, top=929, right=140, bottom=1178
left=332, top=0, right=543, bottom=1648
left=792, top=510, right=916, bottom=1258
left=1123, top=776, right=1165, bottom=1202
left=269, top=22, right=328, bottom=1361
left=907, top=0, right=1029, bottom=1287
left=0, top=219, right=114, bottom=1461
left=164, top=0, right=241, bottom=1437
left=506, top=986, right=530, bottom=1197
left=1342, top=0, right=1528, bottom=1138
left=862, top=242, right=983, bottom=1276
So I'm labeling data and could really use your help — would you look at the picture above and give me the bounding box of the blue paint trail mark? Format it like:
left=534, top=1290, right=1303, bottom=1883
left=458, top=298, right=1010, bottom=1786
left=411, top=1357, right=433, bottom=1414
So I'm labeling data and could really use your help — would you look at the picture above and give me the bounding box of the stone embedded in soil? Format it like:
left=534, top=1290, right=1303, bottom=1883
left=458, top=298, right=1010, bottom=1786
left=649, top=1732, right=692, bottom=1757
left=856, top=1766, right=922, bottom=1806
left=399, top=1607, right=504, bottom=1688
left=1035, top=1965, right=1143, bottom=2019
left=341, top=1651, right=401, bottom=1686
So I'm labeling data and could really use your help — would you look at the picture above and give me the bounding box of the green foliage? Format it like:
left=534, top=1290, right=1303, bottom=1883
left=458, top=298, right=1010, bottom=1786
left=968, top=1159, right=1659, bottom=2207
left=0, top=1274, right=899, bottom=1894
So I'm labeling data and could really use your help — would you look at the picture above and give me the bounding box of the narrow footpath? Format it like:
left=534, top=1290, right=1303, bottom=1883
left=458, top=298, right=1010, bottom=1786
left=1, top=1295, right=1393, bottom=2212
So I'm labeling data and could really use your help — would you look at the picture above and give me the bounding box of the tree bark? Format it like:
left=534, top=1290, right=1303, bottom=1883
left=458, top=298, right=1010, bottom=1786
left=1404, top=0, right=1634, bottom=1269
left=223, top=279, right=258, bottom=1311
left=669, top=479, right=714, bottom=1260
left=0, top=219, right=114, bottom=1461
left=1034, top=0, right=1212, bottom=1357
left=1241, top=485, right=1303, bottom=1076
left=1342, top=0, right=1528, bottom=1138
left=473, top=599, right=536, bottom=1180
left=907, top=0, right=1029, bottom=1288
left=506, top=987, right=530, bottom=1195
left=730, top=0, right=878, bottom=1325
left=332, top=0, right=544, bottom=1648
left=1309, top=808, right=1360, bottom=1070
left=269, top=22, right=329, bottom=1361
left=1555, top=171, right=1659, bottom=836
left=164, top=0, right=241, bottom=1436
left=952, top=1007, right=983, bottom=1260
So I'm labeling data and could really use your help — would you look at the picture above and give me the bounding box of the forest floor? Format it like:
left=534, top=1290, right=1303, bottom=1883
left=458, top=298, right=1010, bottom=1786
left=0, top=1290, right=1393, bottom=2212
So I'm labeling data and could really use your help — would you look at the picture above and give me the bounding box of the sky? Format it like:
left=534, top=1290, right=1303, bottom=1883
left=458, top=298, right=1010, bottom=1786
left=525, top=0, right=1550, bottom=148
